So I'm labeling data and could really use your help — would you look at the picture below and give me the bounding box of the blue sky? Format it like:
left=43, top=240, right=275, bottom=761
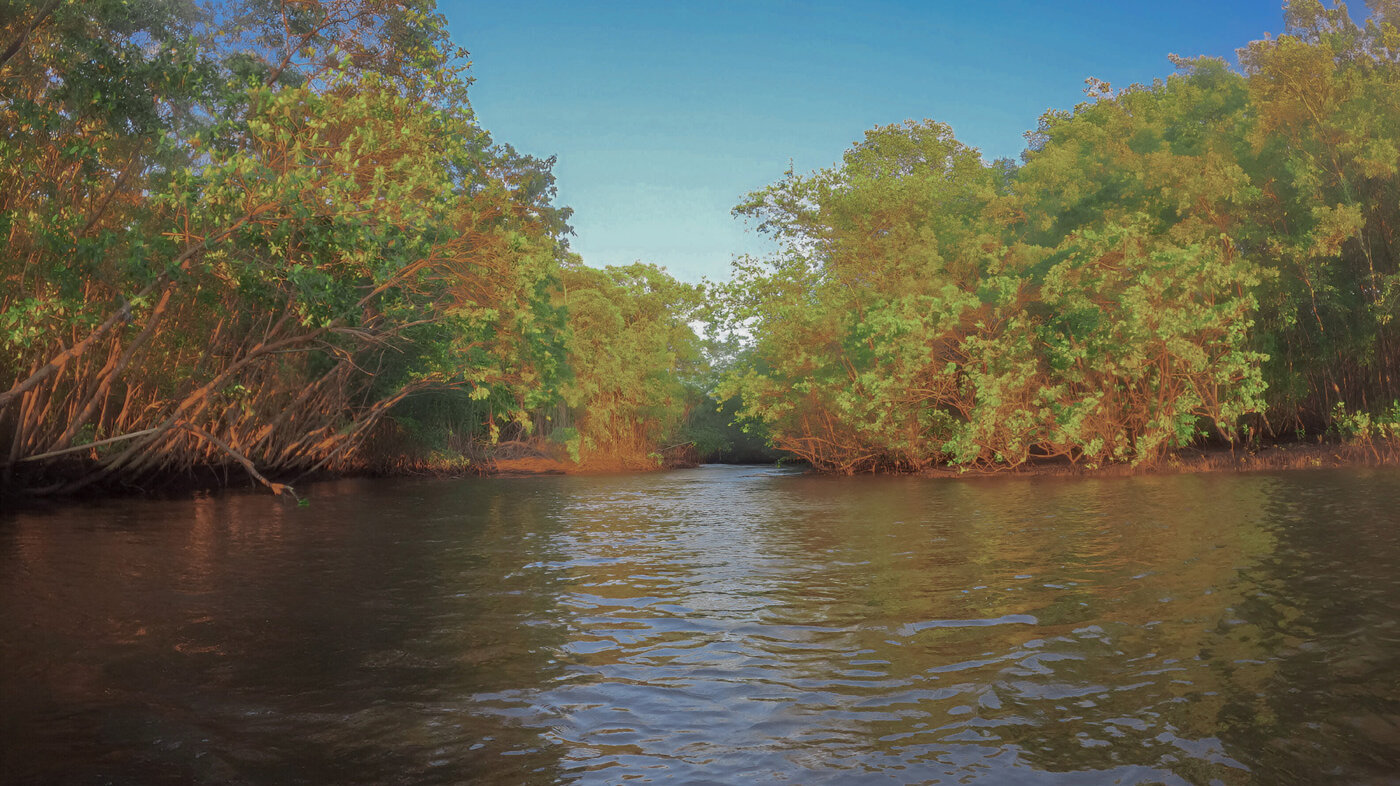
left=440, top=1, right=1290, bottom=282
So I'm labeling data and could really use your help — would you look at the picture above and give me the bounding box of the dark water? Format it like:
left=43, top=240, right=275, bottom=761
left=3, top=467, right=1400, bottom=785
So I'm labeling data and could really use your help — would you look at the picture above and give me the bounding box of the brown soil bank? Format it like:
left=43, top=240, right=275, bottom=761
left=916, top=441, right=1400, bottom=480
left=443, top=440, right=1400, bottom=479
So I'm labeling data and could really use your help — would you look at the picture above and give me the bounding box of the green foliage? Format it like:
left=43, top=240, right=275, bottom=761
left=1329, top=400, right=1400, bottom=443
left=715, top=121, right=1009, bottom=472
left=713, top=54, right=1311, bottom=470
left=677, top=392, right=782, bottom=464
left=553, top=262, right=706, bottom=465
left=0, top=0, right=576, bottom=488
left=1235, top=1, right=1400, bottom=425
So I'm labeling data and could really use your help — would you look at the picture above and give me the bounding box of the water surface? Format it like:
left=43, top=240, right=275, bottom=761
left=3, top=466, right=1399, bottom=784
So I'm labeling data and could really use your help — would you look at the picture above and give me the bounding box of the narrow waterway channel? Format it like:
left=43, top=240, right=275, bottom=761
left=3, top=466, right=1399, bottom=784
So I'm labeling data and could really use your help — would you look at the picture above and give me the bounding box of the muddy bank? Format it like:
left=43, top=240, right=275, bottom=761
left=917, top=441, right=1399, bottom=480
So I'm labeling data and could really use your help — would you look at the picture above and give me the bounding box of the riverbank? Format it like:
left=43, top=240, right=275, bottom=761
left=918, top=441, right=1400, bottom=480
left=3, top=439, right=1396, bottom=504
left=393, top=439, right=1399, bottom=480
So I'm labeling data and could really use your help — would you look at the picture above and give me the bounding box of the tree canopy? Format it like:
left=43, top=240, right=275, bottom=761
left=713, top=0, right=1400, bottom=472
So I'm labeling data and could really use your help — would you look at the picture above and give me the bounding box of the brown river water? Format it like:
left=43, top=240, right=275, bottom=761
left=2, top=465, right=1399, bottom=784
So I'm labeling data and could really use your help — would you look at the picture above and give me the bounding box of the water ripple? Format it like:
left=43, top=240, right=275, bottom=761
left=5, top=467, right=1400, bottom=783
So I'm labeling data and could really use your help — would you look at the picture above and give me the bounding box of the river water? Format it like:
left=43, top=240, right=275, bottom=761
left=2, top=466, right=1399, bottom=784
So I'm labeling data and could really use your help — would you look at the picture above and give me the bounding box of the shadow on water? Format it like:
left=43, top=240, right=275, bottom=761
left=0, top=479, right=575, bottom=784
left=2, top=466, right=1400, bottom=783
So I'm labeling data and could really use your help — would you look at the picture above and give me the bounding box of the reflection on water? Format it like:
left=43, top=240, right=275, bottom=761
left=3, top=466, right=1400, bottom=784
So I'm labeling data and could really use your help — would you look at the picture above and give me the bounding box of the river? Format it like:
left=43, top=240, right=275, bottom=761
left=2, top=466, right=1399, bottom=784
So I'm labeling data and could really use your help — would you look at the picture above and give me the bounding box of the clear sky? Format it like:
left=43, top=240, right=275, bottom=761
left=440, top=1, right=1290, bottom=283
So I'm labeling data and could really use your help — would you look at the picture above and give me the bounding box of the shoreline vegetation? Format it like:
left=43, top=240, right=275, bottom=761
left=395, top=440, right=1400, bottom=480
left=4, top=0, right=1400, bottom=500
left=7, top=440, right=1397, bottom=506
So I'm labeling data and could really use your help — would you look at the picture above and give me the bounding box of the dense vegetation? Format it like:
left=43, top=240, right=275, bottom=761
left=0, top=0, right=717, bottom=495
left=2, top=0, right=1397, bottom=493
left=714, top=0, right=1400, bottom=472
